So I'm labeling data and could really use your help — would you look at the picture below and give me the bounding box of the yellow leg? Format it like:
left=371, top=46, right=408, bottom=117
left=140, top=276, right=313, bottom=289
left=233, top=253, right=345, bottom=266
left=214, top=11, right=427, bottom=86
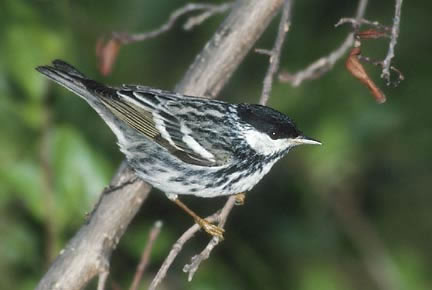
left=234, top=192, right=246, bottom=206
left=174, top=199, right=224, bottom=239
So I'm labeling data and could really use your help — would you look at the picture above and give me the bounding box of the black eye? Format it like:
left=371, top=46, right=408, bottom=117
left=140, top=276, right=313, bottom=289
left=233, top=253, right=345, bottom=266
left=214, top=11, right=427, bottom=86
left=270, top=130, right=279, bottom=140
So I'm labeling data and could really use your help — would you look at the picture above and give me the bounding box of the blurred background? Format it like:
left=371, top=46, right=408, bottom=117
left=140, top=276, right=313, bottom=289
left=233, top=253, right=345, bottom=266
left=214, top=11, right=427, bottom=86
left=1, top=0, right=431, bottom=289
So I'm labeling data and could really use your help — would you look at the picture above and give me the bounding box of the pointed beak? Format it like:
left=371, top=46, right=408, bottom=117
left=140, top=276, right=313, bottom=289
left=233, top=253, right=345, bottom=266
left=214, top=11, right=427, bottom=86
left=293, top=136, right=322, bottom=145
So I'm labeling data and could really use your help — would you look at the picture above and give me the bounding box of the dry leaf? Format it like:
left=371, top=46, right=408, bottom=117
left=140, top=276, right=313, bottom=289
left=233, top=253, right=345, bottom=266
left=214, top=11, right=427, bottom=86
left=346, top=47, right=386, bottom=103
left=96, top=37, right=121, bottom=76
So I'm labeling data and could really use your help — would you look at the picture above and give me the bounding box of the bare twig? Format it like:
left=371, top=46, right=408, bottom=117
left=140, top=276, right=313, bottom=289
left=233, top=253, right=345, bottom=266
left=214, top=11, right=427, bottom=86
left=148, top=213, right=219, bottom=290
left=149, top=196, right=237, bottom=288
left=183, top=196, right=236, bottom=281
left=113, top=3, right=232, bottom=44
left=130, top=221, right=163, bottom=290
left=381, top=0, right=403, bottom=84
left=278, top=0, right=368, bottom=86
left=357, top=54, right=404, bottom=85
left=257, top=0, right=293, bottom=105
left=255, top=49, right=272, bottom=56
left=335, top=18, right=390, bottom=33
left=98, top=3, right=232, bottom=75
left=278, top=35, right=354, bottom=86
left=97, top=269, right=109, bottom=290
left=183, top=3, right=233, bottom=31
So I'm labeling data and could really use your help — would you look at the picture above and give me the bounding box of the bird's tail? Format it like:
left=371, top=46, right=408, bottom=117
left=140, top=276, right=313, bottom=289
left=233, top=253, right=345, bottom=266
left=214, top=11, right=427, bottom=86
left=36, top=60, right=130, bottom=144
left=36, top=59, right=112, bottom=105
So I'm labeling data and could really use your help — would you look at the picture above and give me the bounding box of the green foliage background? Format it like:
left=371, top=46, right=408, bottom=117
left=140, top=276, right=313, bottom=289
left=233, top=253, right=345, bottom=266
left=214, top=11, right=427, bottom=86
left=1, top=0, right=431, bottom=289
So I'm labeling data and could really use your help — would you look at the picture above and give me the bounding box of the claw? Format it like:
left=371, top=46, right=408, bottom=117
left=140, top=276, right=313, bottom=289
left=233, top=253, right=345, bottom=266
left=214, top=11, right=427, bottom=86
left=234, top=192, right=246, bottom=206
left=195, top=217, right=224, bottom=239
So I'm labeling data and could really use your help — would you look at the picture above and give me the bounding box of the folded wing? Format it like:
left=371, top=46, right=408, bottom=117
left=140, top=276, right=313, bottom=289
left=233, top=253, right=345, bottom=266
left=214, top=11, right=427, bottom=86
left=101, top=86, right=234, bottom=167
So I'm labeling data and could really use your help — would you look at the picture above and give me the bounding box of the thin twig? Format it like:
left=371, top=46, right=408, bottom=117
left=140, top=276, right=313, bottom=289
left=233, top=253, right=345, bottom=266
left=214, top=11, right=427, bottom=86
left=183, top=3, right=233, bottom=31
left=357, top=55, right=404, bottom=86
left=257, top=0, right=293, bottom=105
left=183, top=196, right=236, bottom=281
left=381, top=0, right=403, bottom=84
left=149, top=196, right=237, bottom=288
left=130, top=221, right=163, bottom=290
left=278, top=35, right=354, bottom=86
left=148, top=214, right=219, bottom=290
left=97, top=272, right=109, bottom=290
left=335, top=18, right=390, bottom=33
left=113, top=3, right=232, bottom=44
left=278, top=0, right=368, bottom=86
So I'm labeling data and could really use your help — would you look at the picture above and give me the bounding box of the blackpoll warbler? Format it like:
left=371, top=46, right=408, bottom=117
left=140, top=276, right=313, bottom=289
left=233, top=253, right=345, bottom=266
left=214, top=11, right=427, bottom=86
left=36, top=60, right=321, bottom=238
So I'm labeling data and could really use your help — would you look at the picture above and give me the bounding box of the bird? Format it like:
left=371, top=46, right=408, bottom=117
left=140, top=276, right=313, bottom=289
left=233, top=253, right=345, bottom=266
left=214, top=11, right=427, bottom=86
left=36, top=60, right=321, bottom=238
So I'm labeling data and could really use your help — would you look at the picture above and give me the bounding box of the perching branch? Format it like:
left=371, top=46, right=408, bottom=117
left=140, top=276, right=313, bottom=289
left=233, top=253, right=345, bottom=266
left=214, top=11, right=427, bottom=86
left=256, top=0, right=293, bottom=105
left=182, top=196, right=236, bottom=281
left=37, top=164, right=150, bottom=290
left=148, top=196, right=237, bottom=289
left=37, top=0, right=284, bottom=289
left=278, top=0, right=368, bottom=86
left=148, top=197, right=236, bottom=290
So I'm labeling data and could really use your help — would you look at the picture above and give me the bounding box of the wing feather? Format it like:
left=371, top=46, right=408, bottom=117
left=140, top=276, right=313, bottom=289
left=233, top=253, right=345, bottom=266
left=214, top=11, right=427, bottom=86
left=100, top=87, right=233, bottom=167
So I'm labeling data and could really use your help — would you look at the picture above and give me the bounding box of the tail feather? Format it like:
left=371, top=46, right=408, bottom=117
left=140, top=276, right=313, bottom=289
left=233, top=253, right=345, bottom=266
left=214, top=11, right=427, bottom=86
left=36, top=60, right=116, bottom=100
left=36, top=60, right=129, bottom=144
left=51, top=59, right=88, bottom=79
left=36, top=60, right=94, bottom=101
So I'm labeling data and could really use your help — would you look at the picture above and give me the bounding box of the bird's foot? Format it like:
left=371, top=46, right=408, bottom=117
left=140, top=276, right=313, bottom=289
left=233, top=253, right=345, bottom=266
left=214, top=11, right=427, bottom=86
left=195, top=217, right=224, bottom=239
left=234, top=192, right=246, bottom=206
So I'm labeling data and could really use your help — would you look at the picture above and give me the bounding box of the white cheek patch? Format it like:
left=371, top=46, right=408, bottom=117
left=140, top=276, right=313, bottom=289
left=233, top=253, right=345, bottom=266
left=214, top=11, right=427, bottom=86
left=243, top=130, right=289, bottom=155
